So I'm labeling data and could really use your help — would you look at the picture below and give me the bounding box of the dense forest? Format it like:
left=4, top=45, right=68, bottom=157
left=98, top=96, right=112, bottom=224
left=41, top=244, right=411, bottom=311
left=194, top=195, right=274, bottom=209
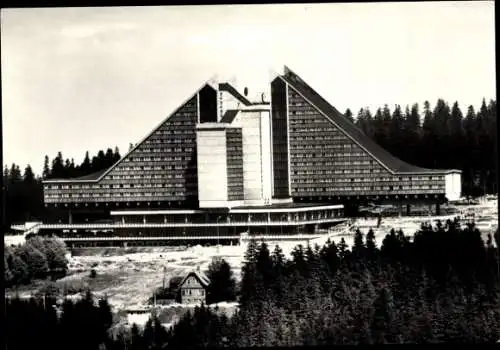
left=43, top=147, right=121, bottom=179
left=5, top=222, right=500, bottom=348
left=2, top=98, right=497, bottom=229
left=2, top=148, right=121, bottom=228
left=347, top=98, right=497, bottom=195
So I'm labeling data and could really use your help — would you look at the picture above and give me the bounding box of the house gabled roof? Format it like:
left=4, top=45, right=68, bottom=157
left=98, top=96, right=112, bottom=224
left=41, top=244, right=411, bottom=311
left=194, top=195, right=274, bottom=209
left=179, top=269, right=210, bottom=289
left=279, top=66, right=460, bottom=175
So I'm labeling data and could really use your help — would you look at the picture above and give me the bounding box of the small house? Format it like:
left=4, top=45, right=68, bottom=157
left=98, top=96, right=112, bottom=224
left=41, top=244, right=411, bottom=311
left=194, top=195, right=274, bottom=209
left=178, top=267, right=210, bottom=305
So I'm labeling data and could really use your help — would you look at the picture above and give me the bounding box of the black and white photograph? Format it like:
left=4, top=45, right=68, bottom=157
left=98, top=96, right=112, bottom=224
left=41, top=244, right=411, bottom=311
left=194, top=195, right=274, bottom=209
left=1, top=2, right=498, bottom=347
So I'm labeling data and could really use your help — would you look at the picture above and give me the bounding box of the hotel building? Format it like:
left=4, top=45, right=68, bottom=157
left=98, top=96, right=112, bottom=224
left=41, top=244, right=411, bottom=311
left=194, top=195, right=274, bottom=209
left=38, top=66, right=461, bottom=246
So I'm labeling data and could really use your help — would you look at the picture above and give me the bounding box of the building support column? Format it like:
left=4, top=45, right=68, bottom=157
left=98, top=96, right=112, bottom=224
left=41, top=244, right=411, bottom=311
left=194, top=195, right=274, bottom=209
left=406, top=204, right=411, bottom=216
left=68, top=209, right=73, bottom=224
left=435, top=203, right=441, bottom=216
left=164, top=215, right=167, bottom=224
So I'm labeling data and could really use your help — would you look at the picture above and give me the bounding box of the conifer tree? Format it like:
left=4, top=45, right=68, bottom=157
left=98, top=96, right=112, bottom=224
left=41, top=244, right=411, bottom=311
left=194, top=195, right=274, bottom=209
left=320, top=239, right=340, bottom=275
left=206, top=258, right=237, bottom=304
left=240, top=239, right=260, bottom=306
left=353, top=229, right=366, bottom=260
left=256, top=242, right=274, bottom=288
left=365, top=228, right=379, bottom=266
left=271, top=245, right=287, bottom=304
left=344, top=108, right=353, bottom=123
left=81, top=151, right=91, bottom=174
left=371, top=286, right=396, bottom=344
left=43, top=155, right=51, bottom=179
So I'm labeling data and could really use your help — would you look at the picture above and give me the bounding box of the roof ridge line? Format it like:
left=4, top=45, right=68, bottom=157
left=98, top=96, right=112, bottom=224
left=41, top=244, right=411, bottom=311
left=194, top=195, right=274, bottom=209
left=44, top=79, right=215, bottom=184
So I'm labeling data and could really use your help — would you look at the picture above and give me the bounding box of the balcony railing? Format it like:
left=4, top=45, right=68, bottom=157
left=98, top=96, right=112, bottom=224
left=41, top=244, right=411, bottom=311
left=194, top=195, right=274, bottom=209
left=38, top=217, right=346, bottom=230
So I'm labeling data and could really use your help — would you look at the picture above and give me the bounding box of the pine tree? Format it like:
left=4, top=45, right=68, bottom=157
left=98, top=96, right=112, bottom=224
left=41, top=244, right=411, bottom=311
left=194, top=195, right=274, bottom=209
left=353, top=229, right=366, bottom=260
left=43, top=155, right=51, bottom=179
left=421, top=100, right=437, bottom=167
left=240, top=239, right=260, bottom=306
left=98, top=297, right=114, bottom=344
left=256, top=242, right=274, bottom=288
left=320, top=239, right=340, bottom=275
left=344, top=108, right=354, bottom=123
left=373, top=105, right=390, bottom=148
left=433, top=99, right=452, bottom=167
left=113, top=146, right=121, bottom=162
left=422, top=101, right=433, bottom=134
left=271, top=245, right=287, bottom=304
left=389, top=104, right=404, bottom=139
left=10, top=163, right=22, bottom=182
left=463, top=105, right=478, bottom=192
left=364, top=108, right=375, bottom=139
left=355, top=108, right=365, bottom=129
left=206, top=258, right=237, bottom=304
left=450, top=102, right=464, bottom=140
left=129, top=323, right=144, bottom=350
left=64, top=159, right=71, bottom=178
left=366, top=228, right=378, bottom=264
left=69, top=159, right=76, bottom=178
left=105, top=148, right=114, bottom=165
left=338, top=238, right=349, bottom=261
left=371, top=286, right=396, bottom=344
left=81, top=151, right=91, bottom=174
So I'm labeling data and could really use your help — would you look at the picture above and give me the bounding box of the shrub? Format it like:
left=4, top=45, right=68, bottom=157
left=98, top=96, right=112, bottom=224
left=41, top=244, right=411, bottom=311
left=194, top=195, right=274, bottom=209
left=37, top=281, right=62, bottom=298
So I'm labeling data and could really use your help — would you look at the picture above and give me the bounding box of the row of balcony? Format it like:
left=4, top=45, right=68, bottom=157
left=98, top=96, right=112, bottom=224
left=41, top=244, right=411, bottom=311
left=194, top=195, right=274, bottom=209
left=39, top=218, right=345, bottom=230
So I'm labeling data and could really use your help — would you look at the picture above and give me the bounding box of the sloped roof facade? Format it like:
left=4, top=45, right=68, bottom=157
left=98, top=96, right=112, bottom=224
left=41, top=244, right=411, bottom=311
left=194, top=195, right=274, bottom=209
left=279, top=66, right=459, bottom=175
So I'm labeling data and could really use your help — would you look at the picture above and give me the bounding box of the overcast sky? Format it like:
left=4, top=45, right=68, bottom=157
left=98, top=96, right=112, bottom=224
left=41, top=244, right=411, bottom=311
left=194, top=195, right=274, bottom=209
left=1, top=2, right=496, bottom=176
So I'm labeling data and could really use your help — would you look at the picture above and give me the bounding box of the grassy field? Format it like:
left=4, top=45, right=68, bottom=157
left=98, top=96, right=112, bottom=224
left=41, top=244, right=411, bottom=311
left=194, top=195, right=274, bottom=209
left=5, top=245, right=239, bottom=311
